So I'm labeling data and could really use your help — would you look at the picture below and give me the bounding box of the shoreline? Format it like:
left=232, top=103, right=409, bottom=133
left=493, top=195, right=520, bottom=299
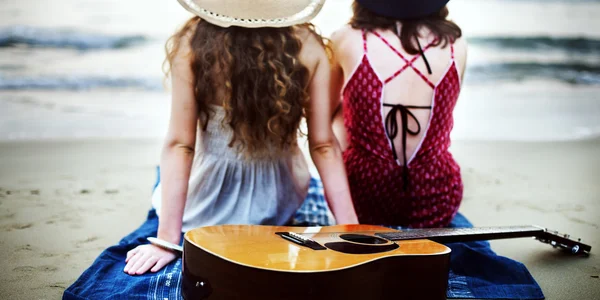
left=3, top=84, right=600, bottom=143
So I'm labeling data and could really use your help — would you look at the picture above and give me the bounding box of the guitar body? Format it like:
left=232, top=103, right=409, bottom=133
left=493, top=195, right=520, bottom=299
left=182, top=224, right=451, bottom=300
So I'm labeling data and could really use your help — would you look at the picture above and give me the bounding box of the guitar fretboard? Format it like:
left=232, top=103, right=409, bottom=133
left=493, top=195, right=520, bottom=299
left=375, top=226, right=545, bottom=243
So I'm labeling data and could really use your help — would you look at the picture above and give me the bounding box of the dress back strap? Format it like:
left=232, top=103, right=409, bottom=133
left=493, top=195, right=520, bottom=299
left=371, top=30, right=437, bottom=88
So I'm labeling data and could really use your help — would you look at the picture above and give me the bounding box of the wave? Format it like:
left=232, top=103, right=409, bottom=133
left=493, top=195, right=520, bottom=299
left=2, top=63, right=600, bottom=91
left=469, top=36, right=600, bottom=54
left=0, top=26, right=148, bottom=50
left=466, top=62, right=600, bottom=85
left=0, top=75, right=162, bottom=90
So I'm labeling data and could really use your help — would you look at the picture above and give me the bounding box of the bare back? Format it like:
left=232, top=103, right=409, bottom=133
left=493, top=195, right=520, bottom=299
left=332, top=25, right=467, bottom=161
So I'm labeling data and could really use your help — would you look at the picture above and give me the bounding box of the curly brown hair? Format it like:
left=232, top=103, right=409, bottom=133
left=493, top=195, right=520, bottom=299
left=350, top=1, right=461, bottom=55
left=165, top=17, right=317, bottom=157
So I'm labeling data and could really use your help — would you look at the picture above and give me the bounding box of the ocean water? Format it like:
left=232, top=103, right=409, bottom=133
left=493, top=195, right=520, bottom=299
left=1, top=0, right=599, bottom=141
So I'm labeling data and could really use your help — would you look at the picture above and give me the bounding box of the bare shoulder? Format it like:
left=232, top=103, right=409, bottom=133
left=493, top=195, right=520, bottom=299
left=295, top=26, right=328, bottom=72
left=331, top=24, right=355, bottom=45
left=331, top=25, right=362, bottom=52
left=452, top=36, right=468, bottom=70
left=173, top=19, right=200, bottom=57
left=453, top=36, right=468, bottom=58
left=169, top=26, right=196, bottom=83
left=175, top=33, right=193, bottom=59
left=453, top=36, right=468, bottom=53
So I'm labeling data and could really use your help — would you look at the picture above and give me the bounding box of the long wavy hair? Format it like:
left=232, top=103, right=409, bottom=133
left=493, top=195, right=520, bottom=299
left=165, top=17, right=316, bottom=157
left=350, top=1, right=461, bottom=55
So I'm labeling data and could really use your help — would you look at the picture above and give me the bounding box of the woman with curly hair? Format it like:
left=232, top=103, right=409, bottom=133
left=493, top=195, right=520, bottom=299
left=64, top=1, right=357, bottom=298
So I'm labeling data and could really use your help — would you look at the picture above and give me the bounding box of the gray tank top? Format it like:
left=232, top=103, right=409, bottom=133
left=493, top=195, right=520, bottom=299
left=152, top=105, right=308, bottom=232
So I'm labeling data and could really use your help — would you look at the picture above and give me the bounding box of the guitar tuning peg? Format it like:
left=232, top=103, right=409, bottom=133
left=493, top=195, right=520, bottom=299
left=564, top=234, right=570, bottom=238
left=578, top=238, right=581, bottom=242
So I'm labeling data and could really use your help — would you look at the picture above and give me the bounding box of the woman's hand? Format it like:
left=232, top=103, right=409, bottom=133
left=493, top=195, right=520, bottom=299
left=124, top=244, right=177, bottom=275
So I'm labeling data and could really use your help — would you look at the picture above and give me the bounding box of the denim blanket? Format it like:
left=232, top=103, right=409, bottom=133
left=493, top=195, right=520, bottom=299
left=64, top=175, right=544, bottom=299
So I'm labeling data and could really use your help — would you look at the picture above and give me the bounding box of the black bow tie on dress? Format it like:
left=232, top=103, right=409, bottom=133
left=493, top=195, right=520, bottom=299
left=383, top=103, right=432, bottom=190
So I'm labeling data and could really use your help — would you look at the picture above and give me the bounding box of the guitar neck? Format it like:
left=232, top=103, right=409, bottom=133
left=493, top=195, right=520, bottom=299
left=376, top=226, right=546, bottom=243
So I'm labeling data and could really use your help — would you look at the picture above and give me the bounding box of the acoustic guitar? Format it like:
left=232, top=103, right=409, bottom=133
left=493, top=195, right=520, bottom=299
left=176, top=224, right=591, bottom=300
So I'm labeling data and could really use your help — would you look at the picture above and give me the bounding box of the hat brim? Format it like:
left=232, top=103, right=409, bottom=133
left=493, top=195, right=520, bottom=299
left=176, top=0, right=326, bottom=28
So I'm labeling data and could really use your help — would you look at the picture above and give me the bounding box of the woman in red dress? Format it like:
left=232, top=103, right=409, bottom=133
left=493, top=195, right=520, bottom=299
left=331, top=0, right=468, bottom=228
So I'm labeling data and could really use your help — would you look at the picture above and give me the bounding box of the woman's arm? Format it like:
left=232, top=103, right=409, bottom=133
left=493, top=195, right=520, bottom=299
left=330, top=29, right=349, bottom=152
left=124, top=42, right=198, bottom=275
left=304, top=35, right=358, bottom=225
left=156, top=64, right=198, bottom=245
left=455, top=37, right=468, bottom=82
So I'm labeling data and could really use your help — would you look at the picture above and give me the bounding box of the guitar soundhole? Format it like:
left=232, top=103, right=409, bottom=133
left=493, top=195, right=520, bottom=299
left=339, top=234, right=389, bottom=245
left=324, top=242, right=399, bottom=254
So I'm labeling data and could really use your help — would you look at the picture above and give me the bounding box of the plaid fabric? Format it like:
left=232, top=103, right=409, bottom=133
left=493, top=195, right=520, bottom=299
left=292, top=177, right=336, bottom=226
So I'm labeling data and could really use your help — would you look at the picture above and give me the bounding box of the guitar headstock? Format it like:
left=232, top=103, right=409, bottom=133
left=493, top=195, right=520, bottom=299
left=535, top=228, right=592, bottom=256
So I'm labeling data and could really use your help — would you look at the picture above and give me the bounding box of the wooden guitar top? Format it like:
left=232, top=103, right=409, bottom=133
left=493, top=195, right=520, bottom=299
left=184, top=224, right=450, bottom=273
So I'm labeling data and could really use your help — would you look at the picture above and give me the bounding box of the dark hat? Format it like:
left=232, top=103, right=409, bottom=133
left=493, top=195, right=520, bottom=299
left=356, top=0, right=450, bottom=20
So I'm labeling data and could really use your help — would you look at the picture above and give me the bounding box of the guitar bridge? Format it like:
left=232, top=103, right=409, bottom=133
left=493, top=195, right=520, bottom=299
left=275, top=232, right=327, bottom=250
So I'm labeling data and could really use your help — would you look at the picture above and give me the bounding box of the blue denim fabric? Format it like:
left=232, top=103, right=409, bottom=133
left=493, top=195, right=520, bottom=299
left=402, top=214, right=543, bottom=299
left=63, top=209, right=185, bottom=300
left=64, top=171, right=544, bottom=300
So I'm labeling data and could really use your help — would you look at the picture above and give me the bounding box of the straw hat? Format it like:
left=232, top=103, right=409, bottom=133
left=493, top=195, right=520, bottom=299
left=356, top=0, right=450, bottom=20
left=176, top=0, right=326, bottom=28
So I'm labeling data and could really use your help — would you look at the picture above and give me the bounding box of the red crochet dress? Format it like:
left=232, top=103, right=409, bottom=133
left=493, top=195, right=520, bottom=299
left=342, top=30, right=463, bottom=228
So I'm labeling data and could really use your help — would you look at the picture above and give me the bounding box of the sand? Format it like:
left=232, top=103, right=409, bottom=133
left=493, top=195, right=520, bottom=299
left=0, top=139, right=160, bottom=299
left=0, top=138, right=598, bottom=300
